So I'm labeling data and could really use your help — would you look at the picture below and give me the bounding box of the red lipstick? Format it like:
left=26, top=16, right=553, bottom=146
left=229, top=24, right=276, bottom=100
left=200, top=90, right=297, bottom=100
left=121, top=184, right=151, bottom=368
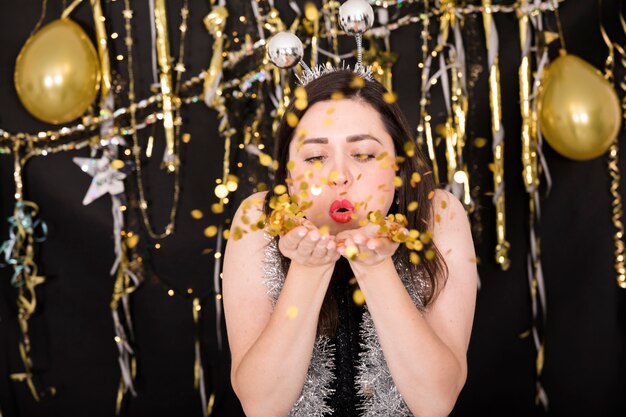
left=329, top=199, right=355, bottom=223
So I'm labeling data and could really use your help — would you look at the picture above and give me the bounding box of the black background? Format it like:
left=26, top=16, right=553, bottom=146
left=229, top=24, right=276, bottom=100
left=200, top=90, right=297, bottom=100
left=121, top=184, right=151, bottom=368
left=1, top=1, right=625, bottom=416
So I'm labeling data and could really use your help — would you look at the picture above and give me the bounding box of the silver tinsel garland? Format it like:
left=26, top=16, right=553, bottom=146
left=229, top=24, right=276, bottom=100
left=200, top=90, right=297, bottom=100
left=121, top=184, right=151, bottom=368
left=262, top=236, right=432, bottom=416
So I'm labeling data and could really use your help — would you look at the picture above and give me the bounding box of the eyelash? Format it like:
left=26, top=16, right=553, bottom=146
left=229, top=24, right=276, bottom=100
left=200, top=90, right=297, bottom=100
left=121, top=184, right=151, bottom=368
left=304, top=155, right=326, bottom=164
left=303, top=154, right=375, bottom=164
left=353, top=153, right=375, bottom=162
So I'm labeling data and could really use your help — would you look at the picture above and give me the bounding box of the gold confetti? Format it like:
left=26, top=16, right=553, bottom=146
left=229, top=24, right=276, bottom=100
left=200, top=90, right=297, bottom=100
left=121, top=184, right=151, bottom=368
left=428, top=191, right=435, bottom=200
left=126, top=234, right=139, bottom=249
left=375, top=152, right=388, bottom=161
left=231, top=227, right=244, bottom=240
left=250, top=213, right=267, bottom=231
left=191, top=210, right=204, bottom=219
left=286, top=306, right=299, bottom=319
left=259, top=152, right=272, bottom=167
left=350, top=75, right=365, bottom=89
left=287, top=160, right=296, bottom=171
left=111, top=159, right=124, bottom=169
left=204, top=226, right=218, bottom=237
left=331, top=91, right=345, bottom=100
left=295, top=98, right=308, bottom=110
left=286, top=112, right=299, bottom=128
left=326, top=106, right=336, bottom=115
left=473, top=137, right=487, bottom=148
left=257, top=182, right=267, bottom=192
left=407, top=201, right=418, bottom=212
left=393, top=176, right=403, bottom=187
left=323, top=117, right=333, bottom=126
left=274, top=184, right=287, bottom=195
left=383, top=91, right=397, bottom=104
left=345, top=245, right=359, bottom=260
left=211, top=203, right=224, bottom=214
left=329, top=171, right=340, bottom=182
left=410, top=251, right=421, bottom=264
left=294, top=86, right=307, bottom=98
left=435, top=213, right=441, bottom=223
left=352, top=288, right=365, bottom=306
left=404, top=141, right=415, bottom=157
left=425, top=249, right=435, bottom=260
left=411, top=172, right=422, bottom=183
left=441, top=200, right=447, bottom=209
left=319, top=225, right=330, bottom=235
left=182, top=133, right=191, bottom=143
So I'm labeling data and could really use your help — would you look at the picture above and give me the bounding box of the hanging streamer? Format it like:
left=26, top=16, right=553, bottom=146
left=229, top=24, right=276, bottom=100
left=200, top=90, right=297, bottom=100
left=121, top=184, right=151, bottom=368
left=154, top=0, right=178, bottom=171
left=305, top=2, right=321, bottom=68
left=111, top=238, right=140, bottom=415
left=519, top=0, right=549, bottom=409
left=203, top=5, right=228, bottom=107
left=192, top=298, right=212, bottom=417
left=599, top=1, right=626, bottom=288
left=323, top=0, right=341, bottom=66
left=482, top=0, right=510, bottom=270
left=1, top=141, right=50, bottom=401
left=416, top=0, right=440, bottom=185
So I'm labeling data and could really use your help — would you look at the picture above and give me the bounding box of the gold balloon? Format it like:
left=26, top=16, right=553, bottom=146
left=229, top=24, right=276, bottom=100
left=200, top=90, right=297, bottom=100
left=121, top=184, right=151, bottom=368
left=14, top=19, right=100, bottom=125
left=538, top=54, right=621, bottom=161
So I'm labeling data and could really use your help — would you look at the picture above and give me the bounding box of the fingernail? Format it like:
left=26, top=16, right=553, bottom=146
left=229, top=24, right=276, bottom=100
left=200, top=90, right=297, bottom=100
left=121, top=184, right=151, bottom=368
left=298, top=229, right=306, bottom=237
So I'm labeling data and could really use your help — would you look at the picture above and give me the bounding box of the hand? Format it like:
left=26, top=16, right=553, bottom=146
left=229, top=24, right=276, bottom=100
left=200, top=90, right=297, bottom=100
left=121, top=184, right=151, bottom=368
left=336, top=222, right=404, bottom=267
left=278, top=219, right=340, bottom=269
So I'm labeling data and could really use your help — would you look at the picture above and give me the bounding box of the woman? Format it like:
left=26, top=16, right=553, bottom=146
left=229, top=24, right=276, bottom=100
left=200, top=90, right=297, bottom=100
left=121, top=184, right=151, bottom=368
left=223, top=69, right=477, bottom=417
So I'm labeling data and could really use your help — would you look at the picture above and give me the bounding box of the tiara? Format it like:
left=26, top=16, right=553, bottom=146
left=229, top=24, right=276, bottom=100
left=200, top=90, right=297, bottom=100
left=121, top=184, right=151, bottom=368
left=267, top=0, right=375, bottom=86
left=295, top=62, right=374, bottom=86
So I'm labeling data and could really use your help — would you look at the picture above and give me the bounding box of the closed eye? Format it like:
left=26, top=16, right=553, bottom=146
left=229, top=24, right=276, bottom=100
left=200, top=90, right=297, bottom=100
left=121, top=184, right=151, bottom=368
left=304, top=155, right=326, bottom=164
left=353, top=153, right=375, bottom=162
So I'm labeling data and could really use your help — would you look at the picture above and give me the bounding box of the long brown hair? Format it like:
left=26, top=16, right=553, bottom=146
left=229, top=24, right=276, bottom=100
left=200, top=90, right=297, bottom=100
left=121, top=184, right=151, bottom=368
left=264, top=70, right=447, bottom=335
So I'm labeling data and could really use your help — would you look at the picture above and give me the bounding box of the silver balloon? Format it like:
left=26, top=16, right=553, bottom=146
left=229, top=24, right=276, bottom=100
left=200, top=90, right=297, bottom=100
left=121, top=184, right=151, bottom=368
left=339, top=0, right=374, bottom=35
left=267, top=32, right=303, bottom=69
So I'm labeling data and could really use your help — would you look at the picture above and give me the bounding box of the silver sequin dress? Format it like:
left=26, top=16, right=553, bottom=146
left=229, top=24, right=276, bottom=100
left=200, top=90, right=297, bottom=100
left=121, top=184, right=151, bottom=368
left=262, top=235, right=431, bottom=417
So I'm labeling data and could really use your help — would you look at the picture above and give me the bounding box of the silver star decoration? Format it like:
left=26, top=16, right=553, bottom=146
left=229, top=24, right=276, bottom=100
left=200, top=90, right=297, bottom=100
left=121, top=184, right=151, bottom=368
left=73, top=156, right=126, bottom=205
